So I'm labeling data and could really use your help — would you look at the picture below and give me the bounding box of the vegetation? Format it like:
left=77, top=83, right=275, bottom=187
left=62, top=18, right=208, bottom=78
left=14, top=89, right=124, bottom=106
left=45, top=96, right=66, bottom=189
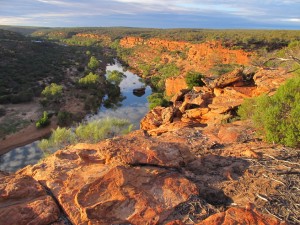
left=36, top=111, right=50, bottom=128
left=41, top=83, right=63, bottom=101
left=185, top=71, right=205, bottom=89
left=208, top=64, right=239, bottom=76
left=87, top=56, right=100, bottom=70
left=38, top=118, right=133, bottom=154
left=238, top=76, right=300, bottom=147
left=147, top=93, right=169, bottom=110
left=107, top=70, right=126, bottom=85
left=78, top=72, right=99, bottom=87
left=151, top=63, right=180, bottom=92
left=57, top=111, right=73, bottom=126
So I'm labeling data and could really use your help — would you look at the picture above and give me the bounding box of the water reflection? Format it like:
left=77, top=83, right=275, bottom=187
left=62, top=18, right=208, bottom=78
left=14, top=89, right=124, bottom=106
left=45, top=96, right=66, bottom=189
left=0, top=141, right=43, bottom=173
left=87, top=60, right=151, bottom=128
left=0, top=60, right=151, bottom=172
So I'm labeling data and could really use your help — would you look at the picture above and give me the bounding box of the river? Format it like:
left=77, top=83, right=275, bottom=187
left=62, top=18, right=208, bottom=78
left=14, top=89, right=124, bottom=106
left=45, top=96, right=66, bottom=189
left=0, top=60, right=151, bottom=172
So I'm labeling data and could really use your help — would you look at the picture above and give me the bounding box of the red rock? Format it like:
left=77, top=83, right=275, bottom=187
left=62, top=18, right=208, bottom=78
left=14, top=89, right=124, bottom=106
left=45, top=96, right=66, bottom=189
left=19, top=134, right=199, bottom=225
left=197, top=206, right=287, bottom=225
left=0, top=174, right=60, bottom=225
left=217, top=123, right=252, bottom=144
left=183, top=108, right=210, bottom=119
left=140, top=106, right=164, bottom=130
left=166, top=76, right=188, bottom=96
left=252, top=68, right=293, bottom=96
left=209, top=68, right=244, bottom=89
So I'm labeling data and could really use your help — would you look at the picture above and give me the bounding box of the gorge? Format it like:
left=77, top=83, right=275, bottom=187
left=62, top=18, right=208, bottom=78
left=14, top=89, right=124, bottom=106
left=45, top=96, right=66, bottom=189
left=0, top=27, right=299, bottom=225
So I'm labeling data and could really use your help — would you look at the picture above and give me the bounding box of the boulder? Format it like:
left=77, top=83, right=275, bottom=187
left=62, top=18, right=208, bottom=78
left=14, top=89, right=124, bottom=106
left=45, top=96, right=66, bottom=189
left=140, top=106, right=164, bottom=130
left=209, top=68, right=244, bottom=89
left=0, top=174, right=60, bottom=225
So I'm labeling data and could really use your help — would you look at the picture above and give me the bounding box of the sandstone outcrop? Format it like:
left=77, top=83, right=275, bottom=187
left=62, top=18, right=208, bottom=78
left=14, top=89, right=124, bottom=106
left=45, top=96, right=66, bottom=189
left=0, top=174, right=60, bottom=225
left=142, top=67, right=292, bottom=134
left=119, top=37, right=251, bottom=82
left=2, top=121, right=294, bottom=224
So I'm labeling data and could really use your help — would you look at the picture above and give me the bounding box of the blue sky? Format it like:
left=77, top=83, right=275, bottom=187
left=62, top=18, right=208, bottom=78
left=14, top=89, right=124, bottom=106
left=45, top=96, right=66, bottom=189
left=0, top=0, right=300, bottom=29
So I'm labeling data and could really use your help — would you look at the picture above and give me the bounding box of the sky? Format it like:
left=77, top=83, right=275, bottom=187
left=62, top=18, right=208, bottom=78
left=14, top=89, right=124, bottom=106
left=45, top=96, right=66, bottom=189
left=0, top=0, right=300, bottom=29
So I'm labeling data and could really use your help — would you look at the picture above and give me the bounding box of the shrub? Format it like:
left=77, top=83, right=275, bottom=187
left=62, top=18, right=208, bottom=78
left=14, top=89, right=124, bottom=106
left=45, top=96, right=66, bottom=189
left=42, top=83, right=63, bottom=101
left=185, top=71, right=205, bottom=89
left=147, top=93, right=169, bottom=110
left=238, top=76, right=300, bottom=147
left=78, top=72, right=99, bottom=87
left=36, top=111, right=50, bottom=128
left=57, top=111, right=73, bottom=126
left=87, top=56, right=99, bottom=70
left=107, top=70, right=126, bottom=85
left=38, top=117, right=133, bottom=154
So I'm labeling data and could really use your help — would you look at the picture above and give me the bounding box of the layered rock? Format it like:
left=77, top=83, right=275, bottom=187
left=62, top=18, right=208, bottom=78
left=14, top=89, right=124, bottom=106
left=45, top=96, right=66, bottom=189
left=142, top=67, right=292, bottom=134
left=0, top=174, right=60, bottom=225
left=18, top=130, right=200, bottom=225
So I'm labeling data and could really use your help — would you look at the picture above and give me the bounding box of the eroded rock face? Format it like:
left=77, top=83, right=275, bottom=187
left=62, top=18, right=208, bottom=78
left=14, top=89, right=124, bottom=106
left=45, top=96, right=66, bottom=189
left=0, top=174, right=60, bottom=225
left=19, top=130, right=199, bottom=225
left=166, top=76, right=189, bottom=96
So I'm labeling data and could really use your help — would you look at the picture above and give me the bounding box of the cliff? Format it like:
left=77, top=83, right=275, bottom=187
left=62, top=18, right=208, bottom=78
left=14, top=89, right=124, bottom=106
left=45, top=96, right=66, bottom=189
left=0, top=67, right=297, bottom=225
left=120, top=37, right=251, bottom=95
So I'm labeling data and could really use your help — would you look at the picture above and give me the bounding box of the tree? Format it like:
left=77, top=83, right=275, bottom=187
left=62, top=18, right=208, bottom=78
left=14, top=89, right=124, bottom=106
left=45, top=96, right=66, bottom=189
left=88, top=56, right=100, bottom=70
left=41, top=83, right=63, bottom=102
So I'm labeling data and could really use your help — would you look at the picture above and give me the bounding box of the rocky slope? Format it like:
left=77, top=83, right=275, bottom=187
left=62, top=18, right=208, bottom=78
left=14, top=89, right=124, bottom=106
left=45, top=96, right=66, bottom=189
left=1, top=66, right=298, bottom=224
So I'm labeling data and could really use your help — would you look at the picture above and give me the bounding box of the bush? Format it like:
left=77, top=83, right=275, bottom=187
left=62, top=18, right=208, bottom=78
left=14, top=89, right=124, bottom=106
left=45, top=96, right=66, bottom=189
left=36, top=111, right=50, bottom=128
left=185, top=71, right=205, bottom=89
left=147, top=93, right=169, bottom=110
left=88, top=56, right=100, bottom=70
left=107, top=70, right=126, bottom=85
left=42, top=83, right=63, bottom=101
left=38, top=117, right=133, bottom=154
left=78, top=72, right=99, bottom=87
left=238, top=76, right=300, bottom=147
left=57, top=111, right=73, bottom=126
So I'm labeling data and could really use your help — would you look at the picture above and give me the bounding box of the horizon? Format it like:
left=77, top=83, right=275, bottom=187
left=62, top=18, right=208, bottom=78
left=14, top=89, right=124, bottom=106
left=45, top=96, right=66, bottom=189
left=1, top=0, right=300, bottom=29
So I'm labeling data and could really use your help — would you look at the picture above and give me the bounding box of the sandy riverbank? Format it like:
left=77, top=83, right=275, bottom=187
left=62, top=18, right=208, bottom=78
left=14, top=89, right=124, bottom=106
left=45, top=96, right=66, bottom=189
left=0, top=120, right=58, bottom=155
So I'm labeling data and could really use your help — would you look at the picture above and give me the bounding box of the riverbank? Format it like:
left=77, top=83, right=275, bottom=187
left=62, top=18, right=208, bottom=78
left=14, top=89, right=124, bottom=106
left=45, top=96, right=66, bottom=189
left=0, top=118, right=57, bottom=155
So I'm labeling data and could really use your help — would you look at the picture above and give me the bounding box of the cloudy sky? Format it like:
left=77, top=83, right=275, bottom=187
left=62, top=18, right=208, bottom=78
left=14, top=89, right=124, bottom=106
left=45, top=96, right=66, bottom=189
left=0, top=0, right=300, bottom=29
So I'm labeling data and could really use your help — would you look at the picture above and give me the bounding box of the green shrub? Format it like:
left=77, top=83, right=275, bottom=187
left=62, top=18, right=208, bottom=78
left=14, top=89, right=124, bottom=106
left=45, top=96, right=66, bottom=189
left=36, top=111, right=50, bottom=128
left=87, top=56, right=100, bottom=70
left=107, top=70, right=126, bottom=85
left=147, top=93, right=169, bottom=110
left=38, top=118, right=133, bottom=154
left=42, top=83, right=63, bottom=101
left=57, top=111, right=73, bottom=126
left=238, top=76, right=300, bottom=147
left=78, top=72, right=99, bottom=87
left=185, top=71, right=205, bottom=89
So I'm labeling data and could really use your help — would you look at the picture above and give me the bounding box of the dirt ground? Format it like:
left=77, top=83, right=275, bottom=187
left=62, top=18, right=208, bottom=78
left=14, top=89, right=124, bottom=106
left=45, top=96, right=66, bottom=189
left=0, top=99, right=55, bottom=155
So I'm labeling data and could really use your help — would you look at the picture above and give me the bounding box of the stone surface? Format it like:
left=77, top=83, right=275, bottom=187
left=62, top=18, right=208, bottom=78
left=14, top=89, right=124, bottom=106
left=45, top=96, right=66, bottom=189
left=19, top=130, right=199, bottom=225
left=252, top=68, right=293, bottom=96
left=0, top=174, right=60, bottom=225
left=198, top=206, right=287, bottom=225
left=209, top=68, right=244, bottom=88
left=165, top=76, right=189, bottom=96
left=140, top=106, right=164, bottom=130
